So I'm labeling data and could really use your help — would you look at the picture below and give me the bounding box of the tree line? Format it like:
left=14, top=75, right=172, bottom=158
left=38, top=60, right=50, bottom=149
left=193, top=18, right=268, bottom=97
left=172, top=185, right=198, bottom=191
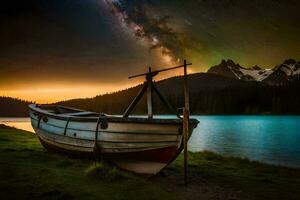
left=0, top=97, right=32, bottom=117
left=59, top=73, right=300, bottom=115
left=1, top=73, right=300, bottom=117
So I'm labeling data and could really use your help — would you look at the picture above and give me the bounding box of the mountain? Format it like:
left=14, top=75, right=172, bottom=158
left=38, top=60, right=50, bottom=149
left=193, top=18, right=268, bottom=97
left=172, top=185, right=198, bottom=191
left=59, top=72, right=300, bottom=115
left=0, top=97, right=32, bottom=117
left=263, top=59, right=300, bottom=85
left=1, top=59, right=300, bottom=117
left=208, top=59, right=300, bottom=84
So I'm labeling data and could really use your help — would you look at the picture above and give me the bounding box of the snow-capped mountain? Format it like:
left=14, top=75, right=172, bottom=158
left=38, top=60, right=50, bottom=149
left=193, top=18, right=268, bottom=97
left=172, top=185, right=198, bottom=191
left=207, top=59, right=300, bottom=84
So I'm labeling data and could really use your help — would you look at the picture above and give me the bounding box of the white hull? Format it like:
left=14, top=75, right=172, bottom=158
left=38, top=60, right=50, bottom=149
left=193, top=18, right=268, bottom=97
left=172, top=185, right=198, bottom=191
left=29, top=104, right=198, bottom=174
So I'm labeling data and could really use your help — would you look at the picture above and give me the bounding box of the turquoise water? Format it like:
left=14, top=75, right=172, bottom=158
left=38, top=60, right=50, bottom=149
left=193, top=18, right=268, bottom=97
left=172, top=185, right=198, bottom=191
left=1, top=116, right=300, bottom=168
left=189, top=116, right=300, bottom=168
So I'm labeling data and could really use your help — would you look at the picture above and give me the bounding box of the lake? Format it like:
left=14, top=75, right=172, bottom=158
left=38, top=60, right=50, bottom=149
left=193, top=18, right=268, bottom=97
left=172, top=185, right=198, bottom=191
left=0, top=118, right=33, bottom=132
left=1, top=116, right=300, bottom=168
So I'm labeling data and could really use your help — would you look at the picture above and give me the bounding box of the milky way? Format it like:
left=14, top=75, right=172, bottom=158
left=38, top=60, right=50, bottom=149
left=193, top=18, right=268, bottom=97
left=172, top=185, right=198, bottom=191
left=0, top=0, right=299, bottom=102
left=103, top=0, right=300, bottom=69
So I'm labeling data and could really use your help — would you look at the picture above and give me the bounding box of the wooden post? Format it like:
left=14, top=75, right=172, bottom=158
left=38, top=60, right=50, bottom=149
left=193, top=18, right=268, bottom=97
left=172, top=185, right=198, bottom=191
left=147, top=67, right=153, bottom=119
left=184, top=60, right=190, bottom=117
left=183, top=59, right=190, bottom=185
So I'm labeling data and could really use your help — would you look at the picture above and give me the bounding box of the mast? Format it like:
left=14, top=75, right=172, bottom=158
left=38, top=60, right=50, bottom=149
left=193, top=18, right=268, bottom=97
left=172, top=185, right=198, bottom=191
left=124, top=61, right=192, bottom=119
left=125, top=59, right=192, bottom=184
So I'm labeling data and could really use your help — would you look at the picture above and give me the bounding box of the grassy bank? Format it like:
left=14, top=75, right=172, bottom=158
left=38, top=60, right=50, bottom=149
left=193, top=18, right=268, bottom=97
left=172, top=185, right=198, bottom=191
left=1, top=125, right=300, bottom=200
left=163, top=152, right=300, bottom=200
left=0, top=125, right=174, bottom=200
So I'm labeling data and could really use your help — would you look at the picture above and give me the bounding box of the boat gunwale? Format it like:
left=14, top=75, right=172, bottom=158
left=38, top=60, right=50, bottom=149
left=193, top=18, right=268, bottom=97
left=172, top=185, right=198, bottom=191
left=29, top=104, right=199, bottom=126
left=31, top=117, right=182, bottom=136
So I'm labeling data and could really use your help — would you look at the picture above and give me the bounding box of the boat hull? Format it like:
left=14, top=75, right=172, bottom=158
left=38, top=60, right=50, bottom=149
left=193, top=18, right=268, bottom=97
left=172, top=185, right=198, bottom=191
left=36, top=128, right=178, bottom=174
left=29, top=104, right=198, bottom=174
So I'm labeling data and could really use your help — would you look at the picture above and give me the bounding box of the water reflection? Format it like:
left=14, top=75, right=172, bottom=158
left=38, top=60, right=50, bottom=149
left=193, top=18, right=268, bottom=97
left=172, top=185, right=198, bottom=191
left=0, top=118, right=34, bottom=132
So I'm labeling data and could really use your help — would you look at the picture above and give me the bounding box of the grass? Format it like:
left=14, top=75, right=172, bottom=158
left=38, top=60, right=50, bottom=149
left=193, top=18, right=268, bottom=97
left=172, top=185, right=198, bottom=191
left=165, top=150, right=300, bottom=200
left=1, top=124, right=300, bottom=200
left=0, top=125, right=175, bottom=200
left=85, top=163, right=130, bottom=182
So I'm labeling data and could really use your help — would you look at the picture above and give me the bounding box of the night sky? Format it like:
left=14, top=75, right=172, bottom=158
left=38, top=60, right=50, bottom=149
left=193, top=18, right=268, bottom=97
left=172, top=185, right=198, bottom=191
left=1, top=0, right=299, bottom=102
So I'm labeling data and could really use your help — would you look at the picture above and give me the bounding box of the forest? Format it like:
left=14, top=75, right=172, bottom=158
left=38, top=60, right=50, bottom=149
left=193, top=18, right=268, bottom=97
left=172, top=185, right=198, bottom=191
left=59, top=73, right=300, bottom=115
left=1, top=73, right=300, bottom=117
left=0, top=97, right=32, bottom=117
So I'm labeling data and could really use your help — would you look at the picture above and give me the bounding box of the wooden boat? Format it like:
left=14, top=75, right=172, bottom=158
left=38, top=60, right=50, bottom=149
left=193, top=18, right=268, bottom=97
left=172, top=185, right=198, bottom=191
left=29, top=61, right=199, bottom=174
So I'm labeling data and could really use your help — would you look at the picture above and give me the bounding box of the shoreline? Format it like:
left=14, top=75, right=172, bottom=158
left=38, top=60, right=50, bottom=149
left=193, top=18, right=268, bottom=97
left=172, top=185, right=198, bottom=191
left=1, top=125, right=300, bottom=200
left=2, top=118, right=300, bottom=169
left=1, top=114, right=300, bottom=118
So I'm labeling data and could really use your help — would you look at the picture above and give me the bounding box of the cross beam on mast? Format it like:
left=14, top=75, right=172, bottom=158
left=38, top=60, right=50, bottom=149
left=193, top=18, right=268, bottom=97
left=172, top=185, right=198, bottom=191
left=128, top=63, right=192, bottom=79
left=123, top=61, right=192, bottom=119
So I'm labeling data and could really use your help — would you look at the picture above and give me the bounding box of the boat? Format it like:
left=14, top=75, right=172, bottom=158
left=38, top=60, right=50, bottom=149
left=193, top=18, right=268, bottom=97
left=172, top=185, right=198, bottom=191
left=29, top=61, right=199, bottom=174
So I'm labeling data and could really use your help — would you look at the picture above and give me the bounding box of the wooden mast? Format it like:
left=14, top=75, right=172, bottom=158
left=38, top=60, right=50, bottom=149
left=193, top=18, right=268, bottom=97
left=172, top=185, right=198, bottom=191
left=123, top=61, right=192, bottom=120
left=183, top=59, right=190, bottom=185
left=121, top=60, right=193, bottom=182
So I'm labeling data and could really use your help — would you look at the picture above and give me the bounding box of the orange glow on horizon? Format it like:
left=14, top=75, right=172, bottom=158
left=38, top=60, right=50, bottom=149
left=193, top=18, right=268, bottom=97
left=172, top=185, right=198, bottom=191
left=0, top=64, right=197, bottom=103
left=0, top=83, right=136, bottom=103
